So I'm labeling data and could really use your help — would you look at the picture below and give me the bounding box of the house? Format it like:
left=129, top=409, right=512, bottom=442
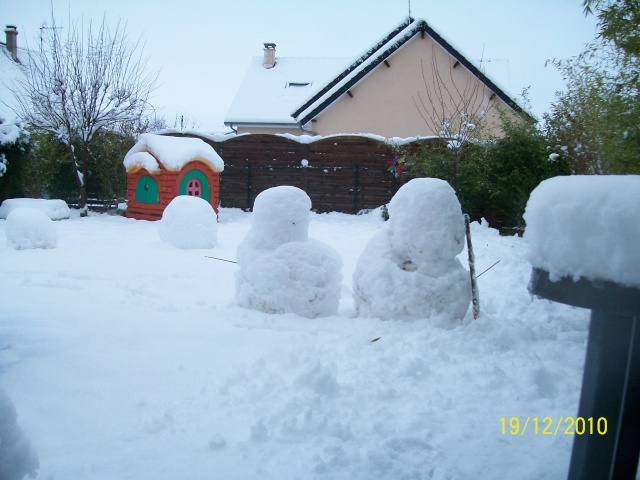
left=123, top=133, right=224, bottom=221
left=224, top=17, right=524, bottom=138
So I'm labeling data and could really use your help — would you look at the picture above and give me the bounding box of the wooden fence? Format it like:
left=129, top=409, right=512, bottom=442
left=168, top=133, right=409, bottom=214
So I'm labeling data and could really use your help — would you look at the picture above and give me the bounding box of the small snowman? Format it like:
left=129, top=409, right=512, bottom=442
left=235, top=186, right=342, bottom=318
left=353, top=178, right=471, bottom=320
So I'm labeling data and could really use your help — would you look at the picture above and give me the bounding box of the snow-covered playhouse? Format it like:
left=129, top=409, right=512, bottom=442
left=123, top=134, right=224, bottom=221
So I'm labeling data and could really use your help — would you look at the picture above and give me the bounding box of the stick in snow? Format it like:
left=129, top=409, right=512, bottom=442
left=464, top=214, right=480, bottom=320
left=477, top=260, right=500, bottom=278
left=205, top=256, right=237, bottom=264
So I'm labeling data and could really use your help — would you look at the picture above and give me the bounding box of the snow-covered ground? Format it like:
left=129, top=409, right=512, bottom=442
left=0, top=207, right=590, bottom=480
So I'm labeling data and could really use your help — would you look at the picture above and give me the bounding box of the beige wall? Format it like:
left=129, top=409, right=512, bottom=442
left=307, top=35, right=515, bottom=138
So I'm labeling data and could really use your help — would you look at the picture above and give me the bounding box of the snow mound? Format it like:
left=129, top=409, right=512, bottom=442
left=0, top=388, right=39, bottom=480
left=159, top=196, right=218, bottom=249
left=0, top=198, right=70, bottom=220
left=236, top=186, right=342, bottom=318
left=124, top=133, right=224, bottom=173
left=353, top=178, right=470, bottom=320
left=6, top=208, right=58, bottom=250
left=524, top=175, right=640, bottom=287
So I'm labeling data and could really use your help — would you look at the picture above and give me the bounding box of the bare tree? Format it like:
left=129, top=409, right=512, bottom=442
left=413, top=45, right=496, bottom=189
left=9, top=13, right=158, bottom=214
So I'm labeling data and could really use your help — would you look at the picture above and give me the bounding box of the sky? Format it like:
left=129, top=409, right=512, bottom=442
left=2, top=0, right=598, bottom=132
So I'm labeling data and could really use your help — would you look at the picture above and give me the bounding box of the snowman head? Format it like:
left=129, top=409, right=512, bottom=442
left=251, top=186, right=312, bottom=249
left=388, top=178, right=465, bottom=264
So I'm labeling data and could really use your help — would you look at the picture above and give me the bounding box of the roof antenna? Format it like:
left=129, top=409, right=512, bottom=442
left=408, top=0, right=412, bottom=18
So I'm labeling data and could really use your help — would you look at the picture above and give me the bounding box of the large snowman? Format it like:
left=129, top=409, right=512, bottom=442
left=235, top=186, right=343, bottom=318
left=353, top=178, right=471, bottom=320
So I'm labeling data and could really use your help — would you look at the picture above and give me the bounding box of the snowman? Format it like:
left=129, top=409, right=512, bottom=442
left=235, top=186, right=342, bottom=318
left=353, top=178, right=471, bottom=320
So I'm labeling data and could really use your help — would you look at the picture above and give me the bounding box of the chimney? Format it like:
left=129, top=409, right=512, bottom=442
left=263, top=43, right=276, bottom=69
left=4, top=25, right=18, bottom=62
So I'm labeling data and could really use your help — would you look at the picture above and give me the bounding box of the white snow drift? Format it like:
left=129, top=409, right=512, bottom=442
left=159, top=195, right=218, bottom=249
left=524, top=175, right=640, bottom=287
left=353, top=178, right=471, bottom=320
left=5, top=207, right=58, bottom=250
left=235, top=186, right=342, bottom=318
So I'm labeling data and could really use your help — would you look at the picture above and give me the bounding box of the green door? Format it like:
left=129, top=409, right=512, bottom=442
left=135, top=175, right=159, bottom=203
left=179, top=170, right=210, bottom=202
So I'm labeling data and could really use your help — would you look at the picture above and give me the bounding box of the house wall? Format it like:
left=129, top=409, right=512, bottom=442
left=307, top=35, right=516, bottom=138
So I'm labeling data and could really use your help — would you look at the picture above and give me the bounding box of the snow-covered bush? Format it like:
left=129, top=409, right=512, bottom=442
left=353, top=178, right=471, bottom=320
left=235, top=186, right=342, bottom=318
left=0, top=388, right=39, bottom=480
left=0, top=198, right=71, bottom=220
left=159, top=195, right=218, bottom=249
left=5, top=207, right=58, bottom=250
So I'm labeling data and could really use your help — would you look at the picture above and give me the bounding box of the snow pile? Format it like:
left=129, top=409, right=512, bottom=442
left=524, top=175, right=640, bottom=287
left=353, top=178, right=471, bottom=319
left=0, top=198, right=70, bottom=220
left=235, top=186, right=342, bottom=317
left=123, top=133, right=224, bottom=173
left=0, top=388, right=39, bottom=480
left=5, top=208, right=58, bottom=250
left=159, top=195, right=218, bottom=249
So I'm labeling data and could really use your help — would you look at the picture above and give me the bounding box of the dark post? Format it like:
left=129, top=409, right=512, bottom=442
left=529, top=268, right=640, bottom=479
left=353, top=164, right=359, bottom=214
left=246, top=162, right=252, bottom=211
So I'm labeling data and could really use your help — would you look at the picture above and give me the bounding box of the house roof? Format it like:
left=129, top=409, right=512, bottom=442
left=224, top=17, right=524, bottom=132
left=292, top=17, right=525, bottom=126
left=123, top=133, right=224, bottom=174
left=224, top=56, right=350, bottom=129
left=0, top=43, right=26, bottom=122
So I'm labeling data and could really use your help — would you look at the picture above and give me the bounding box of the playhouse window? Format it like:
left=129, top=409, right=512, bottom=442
left=187, top=179, right=201, bottom=197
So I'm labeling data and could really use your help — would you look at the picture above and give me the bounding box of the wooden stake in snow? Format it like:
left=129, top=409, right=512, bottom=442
left=464, top=214, right=480, bottom=320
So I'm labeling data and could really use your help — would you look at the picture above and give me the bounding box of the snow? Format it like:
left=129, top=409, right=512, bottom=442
left=224, top=57, right=349, bottom=127
left=5, top=208, right=58, bottom=250
left=235, top=186, right=342, bottom=318
left=123, top=151, right=161, bottom=174
left=0, top=198, right=71, bottom=221
left=0, top=388, right=39, bottom=480
left=524, top=175, right=640, bottom=287
left=159, top=195, right=218, bottom=249
left=0, top=206, right=592, bottom=479
left=353, top=178, right=471, bottom=320
left=123, top=133, right=224, bottom=173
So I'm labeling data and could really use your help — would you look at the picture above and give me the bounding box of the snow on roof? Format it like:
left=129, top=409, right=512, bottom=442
left=0, top=45, right=27, bottom=122
left=224, top=56, right=350, bottom=127
left=123, top=133, right=224, bottom=173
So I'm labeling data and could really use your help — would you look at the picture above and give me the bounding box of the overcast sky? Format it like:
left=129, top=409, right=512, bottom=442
left=3, top=0, right=598, bottom=132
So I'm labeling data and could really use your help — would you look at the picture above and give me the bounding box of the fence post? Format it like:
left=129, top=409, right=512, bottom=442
left=246, top=162, right=252, bottom=211
left=353, top=164, right=359, bottom=214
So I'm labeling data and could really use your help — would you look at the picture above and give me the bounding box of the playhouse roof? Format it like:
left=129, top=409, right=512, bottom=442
left=123, top=133, right=224, bottom=174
